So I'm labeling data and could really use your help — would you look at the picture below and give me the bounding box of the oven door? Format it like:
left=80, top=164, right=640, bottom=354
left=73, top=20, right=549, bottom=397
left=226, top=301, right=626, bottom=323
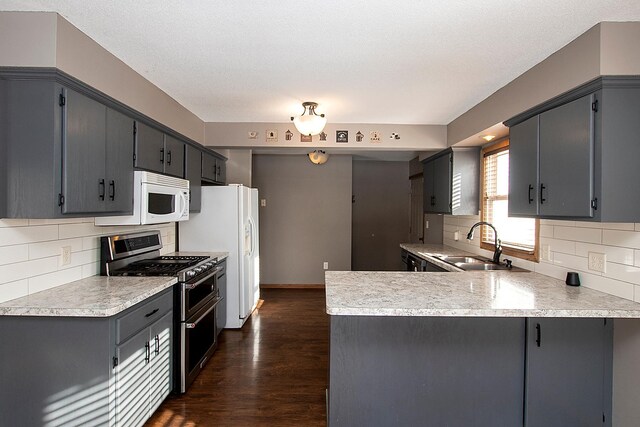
left=180, top=295, right=222, bottom=392
left=181, top=267, right=221, bottom=321
left=141, top=182, right=189, bottom=224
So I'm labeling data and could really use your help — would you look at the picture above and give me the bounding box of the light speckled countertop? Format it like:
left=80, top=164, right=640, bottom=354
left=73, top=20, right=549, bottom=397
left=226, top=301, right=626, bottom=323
left=0, top=275, right=177, bottom=317
left=325, top=244, right=640, bottom=318
left=0, top=251, right=228, bottom=317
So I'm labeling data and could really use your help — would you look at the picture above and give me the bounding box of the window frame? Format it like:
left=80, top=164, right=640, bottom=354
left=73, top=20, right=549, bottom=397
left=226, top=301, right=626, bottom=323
left=480, top=139, right=539, bottom=262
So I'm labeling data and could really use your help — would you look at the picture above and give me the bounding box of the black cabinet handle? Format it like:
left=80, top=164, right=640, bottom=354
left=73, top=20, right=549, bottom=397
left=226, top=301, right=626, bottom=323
left=535, top=323, right=541, bottom=347
left=528, top=184, right=534, bottom=204
left=145, top=308, right=159, bottom=318
left=167, top=150, right=172, bottom=165
left=160, top=148, right=165, bottom=164
left=109, top=180, right=115, bottom=201
left=155, top=335, right=160, bottom=355
left=145, top=342, right=150, bottom=363
left=540, top=184, right=546, bottom=204
left=98, top=179, right=105, bottom=200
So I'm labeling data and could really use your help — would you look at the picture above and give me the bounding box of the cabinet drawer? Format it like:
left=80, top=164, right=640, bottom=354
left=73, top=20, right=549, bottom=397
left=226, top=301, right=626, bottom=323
left=116, top=289, right=173, bottom=344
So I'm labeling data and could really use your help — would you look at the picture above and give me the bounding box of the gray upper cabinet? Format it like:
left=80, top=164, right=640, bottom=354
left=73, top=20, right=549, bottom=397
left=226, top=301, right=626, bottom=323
left=62, top=88, right=108, bottom=214
left=134, top=121, right=165, bottom=173
left=423, top=147, right=479, bottom=215
left=185, top=144, right=202, bottom=212
left=164, top=135, right=185, bottom=178
left=508, top=115, right=539, bottom=216
left=201, top=151, right=227, bottom=184
left=134, top=122, right=185, bottom=178
left=525, top=318, right=612, bottom=427
left=506, top=77, right=640, bottom=221
left=0, top=78, right=134, bottom=218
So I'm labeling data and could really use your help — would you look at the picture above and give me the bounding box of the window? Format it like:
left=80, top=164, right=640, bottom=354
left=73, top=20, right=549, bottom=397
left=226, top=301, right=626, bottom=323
left=481, top=139, right=539, bottom=261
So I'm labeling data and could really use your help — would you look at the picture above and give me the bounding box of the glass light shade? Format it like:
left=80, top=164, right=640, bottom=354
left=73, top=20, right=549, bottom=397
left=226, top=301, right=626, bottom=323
left=293, top=114, right=327, bottom=136
left=308, top=150, right=329, bottom=165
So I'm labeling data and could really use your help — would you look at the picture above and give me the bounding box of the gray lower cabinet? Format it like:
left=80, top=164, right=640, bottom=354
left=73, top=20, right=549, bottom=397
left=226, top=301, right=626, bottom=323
left=0, top=288, right=173, bottom=427
left=506, top=77, right=640, bottom=221
left=134, top=122, right=185, bottom=178
left=185, top=144, right=202, bottom=212
left=115, top=310, right=173, bottom=427
left=422, top=147, right=479, bottom=215
left=328, top=315, right=612, bottom=427
left=525, top=318, right=612, bottom=427
left=1, top=79, right=134, bottom=218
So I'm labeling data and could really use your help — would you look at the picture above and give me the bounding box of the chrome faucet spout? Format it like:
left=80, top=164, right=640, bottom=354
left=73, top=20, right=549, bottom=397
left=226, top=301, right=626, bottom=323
left=466, top=222, right=502, bottom=264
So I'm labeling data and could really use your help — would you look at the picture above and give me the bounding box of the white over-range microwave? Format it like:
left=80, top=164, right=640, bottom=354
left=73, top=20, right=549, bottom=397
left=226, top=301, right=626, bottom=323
left=96, top=171, right=189, bottom=226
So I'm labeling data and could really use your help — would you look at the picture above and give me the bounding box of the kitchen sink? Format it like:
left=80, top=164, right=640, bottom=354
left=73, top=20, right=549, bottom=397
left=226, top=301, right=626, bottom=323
left=435, top=255, right=528, bottom=272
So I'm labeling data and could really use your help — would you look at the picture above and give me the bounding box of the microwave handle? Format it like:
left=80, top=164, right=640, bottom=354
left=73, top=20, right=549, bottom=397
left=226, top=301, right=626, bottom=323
left=179, top=192, right=189, bottom=217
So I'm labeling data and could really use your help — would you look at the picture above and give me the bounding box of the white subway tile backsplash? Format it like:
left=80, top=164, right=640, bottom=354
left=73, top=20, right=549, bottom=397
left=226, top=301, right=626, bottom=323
left=541, top=238, right=576, bottom=256
left=533, top=262, right=568, bottom=281
left=28, top=267, right=83, bottom=294
left=580, top=272, right=635, bottom=300
left=0, top=245, right=29, bottom=266
left=553, top=252, right=590, bottom=273
left=0, top=218, right=176, bottom=304
left=606, top=262, right=640, bottom=286
left=540, top=225, right=554, bottom=238
left=636, top=224, right=640, bottom=232
left=635, top=250, right=640, bottom=268
left=28, top=238, right=84, bottom=260
left=554, top=226, right=601, bottom=244
left=542, top=219, right=575, bottom=227
left=0, top=225, right=59, bottom=246
left=577, top=243, right=635, bottom=265
left=0, top=280, right=29, bottom=302
left=603, top=230, right=640, bottom=249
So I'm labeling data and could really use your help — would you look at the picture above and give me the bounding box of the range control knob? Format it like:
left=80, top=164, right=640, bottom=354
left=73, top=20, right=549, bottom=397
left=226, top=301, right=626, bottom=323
left=194, top=267, right=204, bottom=274
left=186, top=270, right=196, bottom=278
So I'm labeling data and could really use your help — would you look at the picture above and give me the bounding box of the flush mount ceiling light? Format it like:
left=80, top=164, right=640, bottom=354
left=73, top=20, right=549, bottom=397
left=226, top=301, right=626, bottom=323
left=291, top=102, right=327, bottom=136
left=308, top=150, right=329, bottom=165
left=482, top=135, right=496, bottom=142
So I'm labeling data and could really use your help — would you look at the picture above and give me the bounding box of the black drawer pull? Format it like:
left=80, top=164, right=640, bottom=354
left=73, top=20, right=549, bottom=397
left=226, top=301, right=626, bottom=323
left=540, top=184, right=546, bottom=204
left=145, top=308, right=159, bottom=318
left=167, top=150, right=172, bottom=165
left=160, top=148, right=165, bottom=163
left=528, top=184, right=533, bottom=204
left=109, top=180, right=115, bottom=201
left=98, top=179, right=105, bottom=200
left=145, top=342, right=150, bottom=363
left=535, top=323, right=541, bottom=347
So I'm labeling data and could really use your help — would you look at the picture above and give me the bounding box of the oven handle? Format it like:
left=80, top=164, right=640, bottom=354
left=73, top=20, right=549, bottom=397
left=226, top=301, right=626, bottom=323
left=185, top=296, right=223, bottom=329
left=183, top=267, right=222, bottom=290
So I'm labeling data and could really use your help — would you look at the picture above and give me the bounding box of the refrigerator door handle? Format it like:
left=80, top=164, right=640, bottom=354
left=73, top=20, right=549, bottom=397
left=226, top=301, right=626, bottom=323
left=247, top=217, right=256, bottom=257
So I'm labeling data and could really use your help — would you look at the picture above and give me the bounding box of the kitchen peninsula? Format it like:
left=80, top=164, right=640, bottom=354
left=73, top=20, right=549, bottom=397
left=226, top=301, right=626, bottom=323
left=326, top=248, right=640, bottom=427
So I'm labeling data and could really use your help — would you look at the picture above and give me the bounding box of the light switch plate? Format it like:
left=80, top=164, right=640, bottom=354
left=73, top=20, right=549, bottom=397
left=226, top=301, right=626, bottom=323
left=588, top=252, right=606, bottom=273
left=323, top=262, right=329, bottom=270
left=61, top=246, right=71, bottom=266
left=260, top=199, right=266, bottom=207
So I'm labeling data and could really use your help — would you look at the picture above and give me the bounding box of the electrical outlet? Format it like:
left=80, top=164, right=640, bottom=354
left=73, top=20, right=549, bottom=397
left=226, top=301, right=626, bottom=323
left=323, top=262, right=329, bottom=270
left=61, top=246, right=71, bottom=266
left=588, top=252, right=606, bottom=273
left=454, top=230, right=459, bottom=241
left=425, top=221, right=429, bottom=229
left=260, top=199, right=267, bottom=207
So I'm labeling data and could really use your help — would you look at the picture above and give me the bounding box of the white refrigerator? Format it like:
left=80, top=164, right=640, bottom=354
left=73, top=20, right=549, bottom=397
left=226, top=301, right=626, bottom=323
left=179, top=185, right=260, bottom=329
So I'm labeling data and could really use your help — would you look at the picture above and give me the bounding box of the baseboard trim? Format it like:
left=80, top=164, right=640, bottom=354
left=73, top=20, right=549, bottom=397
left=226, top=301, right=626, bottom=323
left=260, top=284, right=325, bottom=289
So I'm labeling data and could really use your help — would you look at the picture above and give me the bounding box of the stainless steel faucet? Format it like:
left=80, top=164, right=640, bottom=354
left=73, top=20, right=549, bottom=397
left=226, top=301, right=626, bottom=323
left=466, top=222, right=502, bottom=264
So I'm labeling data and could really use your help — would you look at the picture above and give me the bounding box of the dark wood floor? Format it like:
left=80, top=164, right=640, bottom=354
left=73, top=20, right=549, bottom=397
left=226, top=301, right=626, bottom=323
left=146, top=289, right=328, bottom=427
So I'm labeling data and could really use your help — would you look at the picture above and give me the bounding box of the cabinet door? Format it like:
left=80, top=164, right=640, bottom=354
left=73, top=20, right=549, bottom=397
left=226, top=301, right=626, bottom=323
left=134, top=121, right=165, bottom=173
left=115, top=328, right=150, bottom=427
left=105, top=108, right=134, bottom=213
left=432, top=153, right=452, bottom=213
left=525, top=318, right=611, bottom=427
left=216, top=158, right=226, bottom=184
left=185, top=145, right=202, bottom=212
left=62, top=89, right=107, bottom=214
left=509, top=115, right=539, bottom=216
left=163, top=135, right=185, bottom=178
left=539, top=95, right=595, bottom=217
left=201, top=152, right=217, bottom=182
left=148, top=311, right=173, bottom=417
left=423, top=160, right=435, bottom=212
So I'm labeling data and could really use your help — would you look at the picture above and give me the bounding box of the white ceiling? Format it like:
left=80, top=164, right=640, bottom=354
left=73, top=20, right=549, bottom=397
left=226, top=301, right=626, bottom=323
left=2, top=1, right=640, bottom=125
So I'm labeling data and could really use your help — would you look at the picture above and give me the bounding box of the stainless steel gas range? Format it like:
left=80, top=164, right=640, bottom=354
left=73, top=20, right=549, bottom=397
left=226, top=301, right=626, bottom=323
left=101, top=230, right=224, bottom=393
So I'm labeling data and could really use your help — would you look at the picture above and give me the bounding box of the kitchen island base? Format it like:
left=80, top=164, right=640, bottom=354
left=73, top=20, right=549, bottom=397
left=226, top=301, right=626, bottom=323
left=328, top=315, right=612, bottom=427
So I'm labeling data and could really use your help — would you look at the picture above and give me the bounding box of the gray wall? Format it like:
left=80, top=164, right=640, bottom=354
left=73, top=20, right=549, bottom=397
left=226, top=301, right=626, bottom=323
left=252, top=155, right=352, bottom=284
left=352, top=161, right=410, bottom=271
